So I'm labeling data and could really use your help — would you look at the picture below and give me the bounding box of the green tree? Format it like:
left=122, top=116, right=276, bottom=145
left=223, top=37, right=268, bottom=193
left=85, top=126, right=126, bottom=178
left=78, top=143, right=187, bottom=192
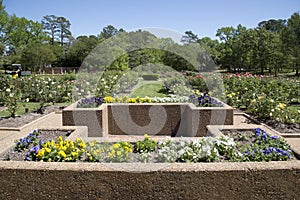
left=283, top=13, right=300, bottom=76
left=66, top=35, right=99, bottom=66
left=197, top=37, right=220, bottom=64
left=216, top=26, right=236, bottom=71
left=181, top=31, right=199, bottom=45
left=41, top=15, right=59, bottom=45
left=56, top=16, right=72, bottom=47
left=21, top=42, right=56, bottom=72
left=248, top=27, right=284, bottom=75
left=99, top=25, right=123, bottom=39
left=258, top=19, right=286, bottom=33
left=0, top=0, right=8, bottom=62
left=42, top=15, right=72, bottom=46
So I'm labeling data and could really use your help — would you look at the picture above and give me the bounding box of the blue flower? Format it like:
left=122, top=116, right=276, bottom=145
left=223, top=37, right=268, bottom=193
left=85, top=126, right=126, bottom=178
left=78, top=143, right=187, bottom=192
left=29, top=146, right=40, bottom=154
left=270, top=135, right=278, bottom=140
left=254, top=128, right=261, bottom=137
left=261, top=132, right=267, bottom=141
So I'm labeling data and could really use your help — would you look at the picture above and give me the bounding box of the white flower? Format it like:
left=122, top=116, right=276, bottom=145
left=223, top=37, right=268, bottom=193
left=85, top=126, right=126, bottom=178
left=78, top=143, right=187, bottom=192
left=6, top=88, right=11, bottom=92
left=9, top=93, right=14, bottom=97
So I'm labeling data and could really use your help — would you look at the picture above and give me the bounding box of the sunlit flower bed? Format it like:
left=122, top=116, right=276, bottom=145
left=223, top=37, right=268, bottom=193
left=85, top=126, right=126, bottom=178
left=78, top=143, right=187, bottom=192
left=2, top=128, right=295, bottom=163
left=76, top=94, right=223, bottom=108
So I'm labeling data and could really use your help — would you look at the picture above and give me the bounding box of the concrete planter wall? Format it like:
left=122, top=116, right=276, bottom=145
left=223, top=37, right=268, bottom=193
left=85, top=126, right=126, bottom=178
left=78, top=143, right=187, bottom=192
left=0, top=161, right=299, bottom=199
left=62, top=102, right=234, bottom=137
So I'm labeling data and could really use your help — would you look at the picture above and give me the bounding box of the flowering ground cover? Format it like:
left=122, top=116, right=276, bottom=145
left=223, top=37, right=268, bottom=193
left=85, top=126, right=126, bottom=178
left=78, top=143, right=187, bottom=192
left=1, top=128, right=296, bottom=163
left=76, top=94, right=222, bottom=108
left=1, top=129, right=72, bottom=161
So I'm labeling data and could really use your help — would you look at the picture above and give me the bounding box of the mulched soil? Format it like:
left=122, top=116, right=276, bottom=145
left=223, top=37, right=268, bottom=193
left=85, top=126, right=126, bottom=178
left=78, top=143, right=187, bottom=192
left=264, top=120, right=300, bottom=133
left=0, top=105, right=66, bottom=127
left=0, top=129, right=72, bottom=161
left=234, top=109, right=300, bottom=133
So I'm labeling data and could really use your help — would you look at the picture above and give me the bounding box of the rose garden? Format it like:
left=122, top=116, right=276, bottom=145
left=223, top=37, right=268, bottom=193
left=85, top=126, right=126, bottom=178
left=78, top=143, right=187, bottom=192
left=1, top=3, right=300, bottom=198
left=0, top=63, right=299, bottom=198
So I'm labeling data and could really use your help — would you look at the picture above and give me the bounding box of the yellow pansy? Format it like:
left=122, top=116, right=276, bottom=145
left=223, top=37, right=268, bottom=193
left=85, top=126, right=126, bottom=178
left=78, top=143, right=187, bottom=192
left=89, top=141, right=95, bottom=147
left=78, top=142, right=86, bottom=148
left=144, top=134, right=150, bottom=139
left=104, top=96, right=115, bottom=103
left=12, top=74, right=18, bottom=79
left=45, top=147, right=51, bottom=153
left=58, top=136, right=63, bottom=142
left=58, top=150, right=66, bottom=158
left=37, top=149, right=44, bottom=157
left=71, top=152, right=78, bottom=157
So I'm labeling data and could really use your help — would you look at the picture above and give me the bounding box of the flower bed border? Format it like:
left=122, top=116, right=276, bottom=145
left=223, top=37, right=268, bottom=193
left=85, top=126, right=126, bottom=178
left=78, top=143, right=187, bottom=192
left=62, top=101, right=234, bottom=137
left=1, top=125, right=299, bottom=199
left=0, top=160, right=299, bottom=199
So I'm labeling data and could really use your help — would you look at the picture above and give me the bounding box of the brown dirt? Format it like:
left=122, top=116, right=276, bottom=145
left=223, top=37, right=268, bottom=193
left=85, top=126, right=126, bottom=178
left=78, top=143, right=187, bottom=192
left=234, top=109, right=300, bottom=133
left=0, top=105, right=66, bottom=128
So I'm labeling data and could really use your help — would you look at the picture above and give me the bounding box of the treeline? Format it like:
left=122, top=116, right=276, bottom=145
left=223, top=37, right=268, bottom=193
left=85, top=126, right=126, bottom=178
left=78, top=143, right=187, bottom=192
left=197, top=15, right=300, bottom=76
left=0, top=1, right=299, bottom=75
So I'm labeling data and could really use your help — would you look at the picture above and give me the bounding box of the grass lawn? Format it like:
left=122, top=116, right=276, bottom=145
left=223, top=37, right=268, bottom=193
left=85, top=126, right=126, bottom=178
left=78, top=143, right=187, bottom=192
left=0, top=102, right=71, bottom=117
left=130, top=81, right=166, bottom=98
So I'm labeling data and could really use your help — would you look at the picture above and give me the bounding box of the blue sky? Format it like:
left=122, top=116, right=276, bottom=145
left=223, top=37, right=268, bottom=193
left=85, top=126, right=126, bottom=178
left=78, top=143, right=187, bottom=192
left=3, top=0, right=300, bottom=39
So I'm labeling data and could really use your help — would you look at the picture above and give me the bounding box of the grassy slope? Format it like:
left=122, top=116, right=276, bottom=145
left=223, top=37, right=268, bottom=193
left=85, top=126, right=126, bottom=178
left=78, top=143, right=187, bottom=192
left=130, top=81, right=165, bottom=98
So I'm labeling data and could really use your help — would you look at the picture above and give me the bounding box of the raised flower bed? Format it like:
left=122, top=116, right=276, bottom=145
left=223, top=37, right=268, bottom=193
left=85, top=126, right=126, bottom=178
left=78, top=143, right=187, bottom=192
left=1, top=128, right=297, bottom=163
left=62, top=95, right=234, bottom=137
left=0, top=128, right=299, bottom=199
